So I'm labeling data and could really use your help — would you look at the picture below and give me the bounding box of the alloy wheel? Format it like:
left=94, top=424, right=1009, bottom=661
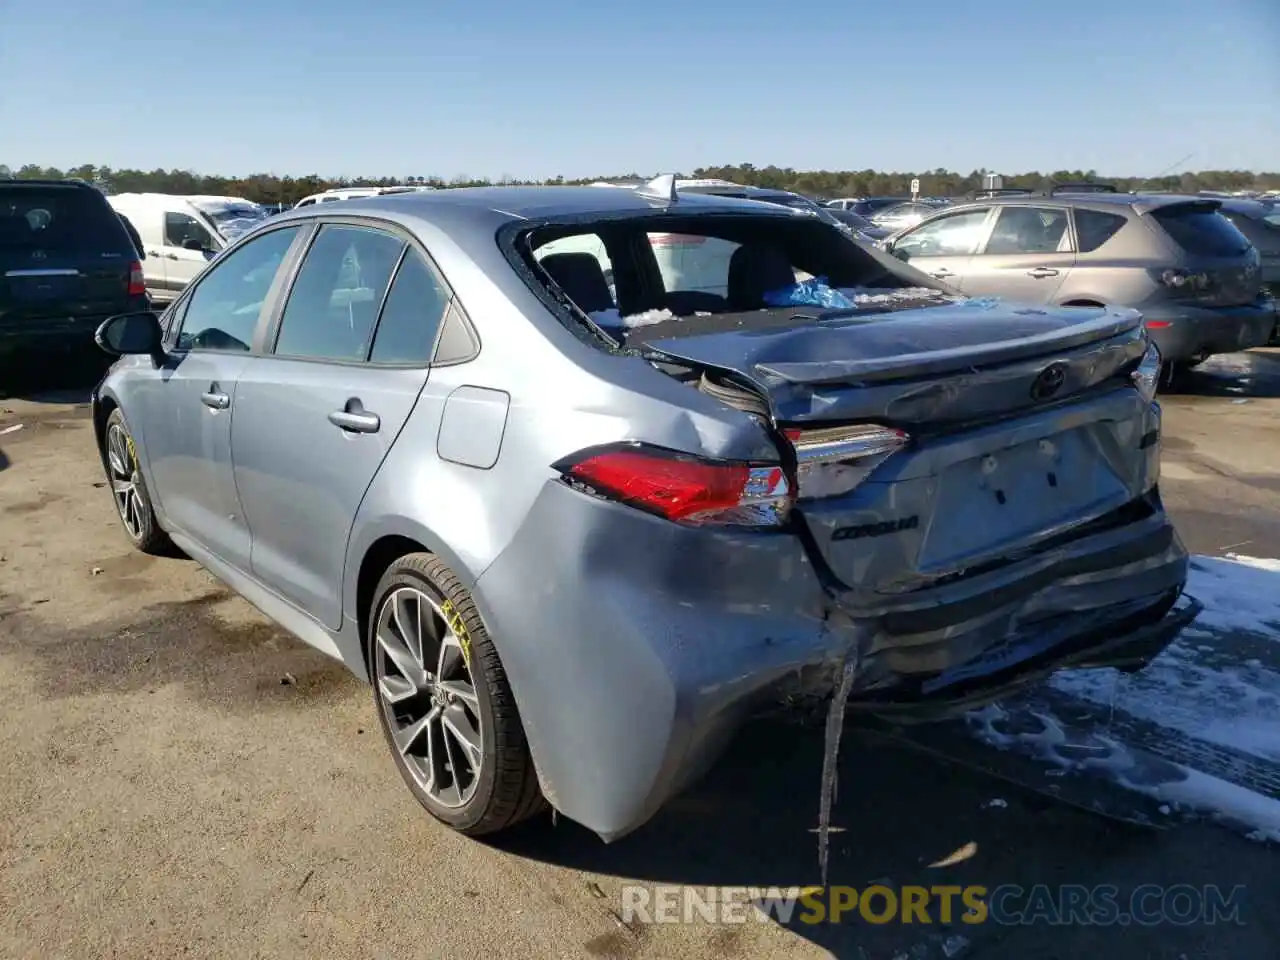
left=374, top=586, right=484, bottom=808
left=105, top=422, right=146, bottom=540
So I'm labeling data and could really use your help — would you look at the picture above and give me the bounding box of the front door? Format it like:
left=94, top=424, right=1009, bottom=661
left=131, top=224, right=306, bottom=570
left=888, top=206, right=994, bottom=290
left=960, top=205, right=1075, bottom=303
left=231, top=224, right=451, bottom=628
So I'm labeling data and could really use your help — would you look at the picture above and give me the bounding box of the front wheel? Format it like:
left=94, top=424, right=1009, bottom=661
left=368, top=553, right=546, bottom=836
left=102, top=408, right=172, bottom=555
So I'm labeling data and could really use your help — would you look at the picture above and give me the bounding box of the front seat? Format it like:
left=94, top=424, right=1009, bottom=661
left=726, top=245, right=797, bottom=311
left=539, top=253, right=615, bottom=314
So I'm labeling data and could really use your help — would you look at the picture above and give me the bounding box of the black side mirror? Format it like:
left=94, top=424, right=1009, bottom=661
left=182, top=237, right=209, bottom=252
left=890, top=245, right=911, bottom=262
left=95, top=311, right=164, bottom=361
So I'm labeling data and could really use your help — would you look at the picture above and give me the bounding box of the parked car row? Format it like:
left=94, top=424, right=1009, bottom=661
left=89, top=176, right=1197, bottom=845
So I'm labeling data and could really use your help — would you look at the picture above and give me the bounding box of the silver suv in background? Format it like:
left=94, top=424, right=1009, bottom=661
left=882, top=188, right=1276, bottom=368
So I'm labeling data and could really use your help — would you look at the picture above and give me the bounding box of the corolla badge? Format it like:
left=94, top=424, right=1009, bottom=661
left=1030, top=361, right=1068, bottom=401
left=31, top=249, right=46, bottom=260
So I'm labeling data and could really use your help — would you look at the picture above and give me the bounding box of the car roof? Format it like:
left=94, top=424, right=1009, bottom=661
left=274, top=184, right=803, bottom=228
left=935, top=191, right=1219, bottom=216
left=1214, top=197, right=1276, bottom=217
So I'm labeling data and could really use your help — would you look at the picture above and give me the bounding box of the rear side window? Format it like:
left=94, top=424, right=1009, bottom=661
left=0, top=186, right=131, bottom=256
left=274, top=224, right=405, bottom=361
left=1073, top=209, right=1128, bottom=253
left=1150, top=204, right=1251, bottom=257
left=369, top=250, right=452, bottom=364
left=982, top=206, right=1070, bottom=255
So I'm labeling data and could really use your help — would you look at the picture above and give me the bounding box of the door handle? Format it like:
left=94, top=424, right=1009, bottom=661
left=146, top=249, right=161, bottom=257
left=1027, top=267, right=1060, bottom=279
left=328, top=399, right=380, bottom=434
left=200, top=384, right=230, bottom=410
left=165, top=253, right=180, bottom=260
left=931, top=268, right=955, bottom=278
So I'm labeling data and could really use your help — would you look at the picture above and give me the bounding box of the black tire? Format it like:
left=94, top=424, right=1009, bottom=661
left=368, top=552, right=546, bottom=836
left=102, top=407, right=173, bottom=555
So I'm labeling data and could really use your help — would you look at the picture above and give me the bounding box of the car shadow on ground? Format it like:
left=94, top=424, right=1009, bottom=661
left=1162, top=349, right=1280, bottom=399
left=0, top=354, right=111, bottom=406
left=497, top=715, right=1278, bottom=958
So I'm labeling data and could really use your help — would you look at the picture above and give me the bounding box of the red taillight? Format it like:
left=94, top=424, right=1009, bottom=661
left=127, top=261, right=146, bottom=296
left=554, top=443, right=792, bottom=527
left=1145, top=320, right=1172, bottom=329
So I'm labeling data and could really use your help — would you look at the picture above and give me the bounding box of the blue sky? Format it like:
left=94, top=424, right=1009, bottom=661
left=3, top=0, right=1276, bottom=179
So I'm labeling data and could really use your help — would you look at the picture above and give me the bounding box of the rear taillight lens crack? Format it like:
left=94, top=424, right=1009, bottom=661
left=783, top=424, right=910, bottom=500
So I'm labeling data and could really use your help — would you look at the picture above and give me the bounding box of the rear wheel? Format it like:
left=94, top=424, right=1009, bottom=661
left=367, top=553, right=545, bottom=836
left=103, top=408, right=172, bottom=555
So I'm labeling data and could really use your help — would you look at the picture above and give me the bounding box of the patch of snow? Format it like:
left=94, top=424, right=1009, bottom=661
left=968, top=554, right=1280, bottom=840
left=836, top=286, right=952, bottom=306
left=621, top=308, right=678, bottom=328
left=1047, top=554, right=1280, bottom=762
left=969, top=701, right=1280, bottom=842
left=588, top=307, right=678, bottom=330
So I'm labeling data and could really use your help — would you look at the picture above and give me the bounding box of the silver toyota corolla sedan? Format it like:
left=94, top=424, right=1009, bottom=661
left=90, top=178, right=1201, bottom=843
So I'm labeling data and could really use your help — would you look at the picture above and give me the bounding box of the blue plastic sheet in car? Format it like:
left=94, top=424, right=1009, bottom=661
left=763, top=276, right=855, bottom=310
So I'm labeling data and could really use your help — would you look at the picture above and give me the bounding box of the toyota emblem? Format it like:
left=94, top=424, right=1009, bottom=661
left=1030, top=362, right=1068, bottom=401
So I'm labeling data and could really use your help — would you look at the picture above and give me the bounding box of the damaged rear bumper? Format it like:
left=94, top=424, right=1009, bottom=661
left=472, top=480, right=1196, bottom=842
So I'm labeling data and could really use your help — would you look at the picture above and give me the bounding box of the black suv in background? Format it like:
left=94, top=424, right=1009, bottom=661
left=1, top=179, right=150, bottom=374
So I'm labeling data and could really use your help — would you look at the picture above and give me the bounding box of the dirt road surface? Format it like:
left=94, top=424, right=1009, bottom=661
left=1, top=350, right=1277, bottom=960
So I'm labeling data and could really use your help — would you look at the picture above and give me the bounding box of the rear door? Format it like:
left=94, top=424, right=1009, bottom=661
left=888, top=207, right=994, bottom=288
left=0, top=184, right=140, bottom=342
left=231, top=221, right=450, bottom=628
left=961, top=205, right=1075, bottom=303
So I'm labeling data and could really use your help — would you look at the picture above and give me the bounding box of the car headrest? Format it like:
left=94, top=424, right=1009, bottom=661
left=727, top=245, right=797, bottom=311
left=540, top=252, right=614, bottom=314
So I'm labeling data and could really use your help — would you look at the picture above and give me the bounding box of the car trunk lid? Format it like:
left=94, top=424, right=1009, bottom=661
left=634, top=300, right=1154, bottom=593
left=630, top=300, right=1146, bottom=425
left=1147, top=200, right=1264, bottom=306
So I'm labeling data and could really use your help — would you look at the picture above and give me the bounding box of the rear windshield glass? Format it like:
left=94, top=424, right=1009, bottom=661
left=0, top=185, right=129, bottom=256
left=518, top=213, right=953, bottom=344
left=1150, top=204, right=1252, bottom=257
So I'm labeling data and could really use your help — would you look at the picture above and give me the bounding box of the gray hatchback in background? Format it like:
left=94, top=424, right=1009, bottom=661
left=884, top=189, right=1276, bottom=368
left=89, top=181, right=1199, bottom=845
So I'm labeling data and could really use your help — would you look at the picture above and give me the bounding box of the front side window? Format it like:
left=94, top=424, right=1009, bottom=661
left=164, top=211, right=218, bottom=251
left=273, top=224, right=405, bottom=361
left=894, top=209, right=992, bottom=258
left=982, top=206, right=1071, bottom=255
left=176, top=225, right=302, bottom=352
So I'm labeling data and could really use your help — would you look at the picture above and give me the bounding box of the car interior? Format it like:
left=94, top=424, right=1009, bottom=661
left=525, top=214, right=931, bottom=340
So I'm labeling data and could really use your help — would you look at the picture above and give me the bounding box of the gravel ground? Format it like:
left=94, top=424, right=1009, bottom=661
left=0, top=350, right=1277, bottom=960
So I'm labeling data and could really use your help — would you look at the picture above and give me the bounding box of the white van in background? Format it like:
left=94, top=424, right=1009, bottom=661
left=107, top=193, right=268, bottom=303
